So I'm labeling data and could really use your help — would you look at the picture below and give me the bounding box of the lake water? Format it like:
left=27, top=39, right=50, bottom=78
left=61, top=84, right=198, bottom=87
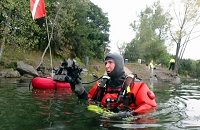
left=0, top=78, right=200, bottom=130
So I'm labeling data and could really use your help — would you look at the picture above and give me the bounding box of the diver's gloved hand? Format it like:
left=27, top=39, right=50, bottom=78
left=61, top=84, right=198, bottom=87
left=64, top=59, right=82, bottom=84
left=65, top=75, right=72, bottom=83
left=65, top=71, right=80, bottom=85
left=69, top=79, right=88, bottom=99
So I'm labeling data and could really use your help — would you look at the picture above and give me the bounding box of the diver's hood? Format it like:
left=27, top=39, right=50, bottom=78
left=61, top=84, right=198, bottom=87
left=105, top=53, right=125, bottom=80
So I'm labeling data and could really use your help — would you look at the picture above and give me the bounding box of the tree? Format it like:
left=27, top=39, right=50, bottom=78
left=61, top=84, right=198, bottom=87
left=196, top=60, right=200, bottom=78
left=169, top=0, right=200, bottom=73
left=125, top=1, right=171, bottom=63
left=0, top=0, right=110, bottom=64
left=0, top=0, right=18, bottom=61
left=0, top=0, right=46, bottom=62
left=49, top=0, right=110, bottom=60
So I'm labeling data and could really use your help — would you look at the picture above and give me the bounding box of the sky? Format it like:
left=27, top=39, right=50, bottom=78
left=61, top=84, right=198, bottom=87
left=90, top=0, right=200, bottom=60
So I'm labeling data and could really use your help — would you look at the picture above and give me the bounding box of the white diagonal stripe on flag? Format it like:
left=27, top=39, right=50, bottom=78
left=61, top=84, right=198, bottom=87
left=32, top=0, right=40, bottom=19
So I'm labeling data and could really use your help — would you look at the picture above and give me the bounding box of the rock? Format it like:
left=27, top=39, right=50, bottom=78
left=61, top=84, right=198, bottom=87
left=36, top=63, right=45, bottom=74
left=150, top=76, right=158, bottom=82
left=16, top=61, right=38, bottom=77
left=173, top=76, right=181, bottom=84
left=93, top=65, right=100, bottom=71
left=0, top=68, right=21, bottom=78
left=0, top=69, right=9, bottom=78
left=154, top=74, right=170, bottom=82
left=81, top=68, right=88, bottom=76
left=22, top=74, right=34, bottom=78
left=5, top=69, right=21, bottom=78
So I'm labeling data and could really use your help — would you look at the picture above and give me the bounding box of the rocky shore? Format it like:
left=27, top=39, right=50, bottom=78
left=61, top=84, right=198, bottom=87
left=0, top=60, right=181, bottom=84
left=125, top=63, right=181, bottom=84
left=0, top=61, right=46, bottom=78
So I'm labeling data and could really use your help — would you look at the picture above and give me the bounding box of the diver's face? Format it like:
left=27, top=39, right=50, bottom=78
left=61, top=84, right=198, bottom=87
left=105, top=60, right=115, bottom=75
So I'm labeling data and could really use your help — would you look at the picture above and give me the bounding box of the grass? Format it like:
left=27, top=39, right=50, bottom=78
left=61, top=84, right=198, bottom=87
left=0, top=45, right=152, bottom=80
left=0, top=45, right=106, bottom=78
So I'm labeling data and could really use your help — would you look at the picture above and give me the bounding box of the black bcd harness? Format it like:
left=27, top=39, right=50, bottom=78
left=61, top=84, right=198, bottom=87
left=96, top=74, right=139, bottom=106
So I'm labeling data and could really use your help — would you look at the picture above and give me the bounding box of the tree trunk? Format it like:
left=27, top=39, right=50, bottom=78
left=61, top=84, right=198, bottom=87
left=175, top=43, right=180, bottom=73
left=0, top=18, right=10, bottom=62
left=0, top=37, right=6, bottom=62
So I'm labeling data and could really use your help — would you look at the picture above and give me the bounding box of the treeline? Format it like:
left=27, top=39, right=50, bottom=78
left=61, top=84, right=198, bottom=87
left=0, top=0, right=110, bottom=62
left=179, top=59, right=200, bottom=78
left=1, top=0, right=200, bottom=78
left=119, top=1, right=200, bottom=78
left=119, top=1, right=172, bottom=67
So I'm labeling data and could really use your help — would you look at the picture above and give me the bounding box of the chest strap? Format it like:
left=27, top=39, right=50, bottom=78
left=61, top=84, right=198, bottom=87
left=97, top=75, right=110, bottom=101
left=116, top=74, right=135, bottom=104
left=99, top=75, right=110, bottom=90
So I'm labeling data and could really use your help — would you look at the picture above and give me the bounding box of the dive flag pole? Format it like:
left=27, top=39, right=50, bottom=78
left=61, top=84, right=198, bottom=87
left=45, top=17, right=54, bottom=77
left=30, top=0, right=54, bottom=76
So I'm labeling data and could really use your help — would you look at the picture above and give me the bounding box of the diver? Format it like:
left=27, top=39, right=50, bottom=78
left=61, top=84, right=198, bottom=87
left=66, top=53, right=157, bottom=115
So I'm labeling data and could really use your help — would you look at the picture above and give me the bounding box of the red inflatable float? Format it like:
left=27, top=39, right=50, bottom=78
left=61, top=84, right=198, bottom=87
left=31, top=76, right=71, bottom=89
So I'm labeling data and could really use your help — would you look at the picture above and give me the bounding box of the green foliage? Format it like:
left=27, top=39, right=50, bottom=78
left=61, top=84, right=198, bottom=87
left=0, top=0, right=110, bottom=63
left=5, top=61, right=17, bottom=70
left=47, top=0, right=110, bottom=60
left=160, top=52, right=171, bottom=67
left=124, top=1, right=171, bottom=65
left=178, top=59, right=200, bottom=78
left=123, top=40, right=140, bottom=62
left=196, top=60, right=200, bottom=78
left=75, top=57, right=82, bottom=67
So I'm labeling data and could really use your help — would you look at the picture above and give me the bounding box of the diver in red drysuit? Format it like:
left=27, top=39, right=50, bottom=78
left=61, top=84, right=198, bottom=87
left=68, top=53, right=157, bottom=114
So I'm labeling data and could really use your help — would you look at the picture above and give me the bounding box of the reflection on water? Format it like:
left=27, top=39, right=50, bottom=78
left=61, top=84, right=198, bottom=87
left=0, top=78, right=200, bottom=129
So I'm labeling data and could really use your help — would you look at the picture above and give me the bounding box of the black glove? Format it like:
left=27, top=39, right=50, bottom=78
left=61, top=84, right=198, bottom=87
left=70, top=79, right=88, bottom=99
left=63, top=59, right=87, bottom=99
left=64, top=59, right=82, bottom=84
left=65, top=75, right=72, bottom=83
left=64, top=67, right=83, bottom=95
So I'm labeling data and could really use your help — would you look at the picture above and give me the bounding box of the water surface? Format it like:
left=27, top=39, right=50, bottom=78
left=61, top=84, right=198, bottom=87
left=0, top=78, right=200, bottom=130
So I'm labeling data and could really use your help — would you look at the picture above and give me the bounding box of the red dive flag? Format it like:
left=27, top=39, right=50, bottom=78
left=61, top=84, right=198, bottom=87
left=30, top=0, right=46, bottom=19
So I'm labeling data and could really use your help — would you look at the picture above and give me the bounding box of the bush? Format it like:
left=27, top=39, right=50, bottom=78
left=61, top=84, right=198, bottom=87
left=5, top=61, right=17, bottom=70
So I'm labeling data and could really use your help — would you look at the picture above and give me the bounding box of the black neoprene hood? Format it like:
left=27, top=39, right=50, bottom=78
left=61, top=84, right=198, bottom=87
left=105, top=53, right=125, bottom=79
